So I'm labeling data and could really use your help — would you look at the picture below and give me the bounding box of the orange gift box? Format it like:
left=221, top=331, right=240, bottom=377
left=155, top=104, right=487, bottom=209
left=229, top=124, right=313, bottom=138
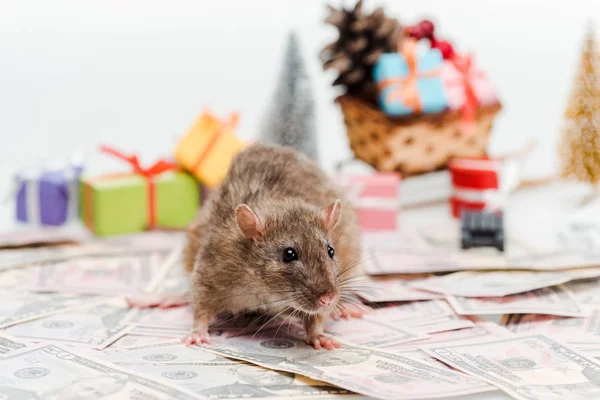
left=174, top=110, right=246, bottom=189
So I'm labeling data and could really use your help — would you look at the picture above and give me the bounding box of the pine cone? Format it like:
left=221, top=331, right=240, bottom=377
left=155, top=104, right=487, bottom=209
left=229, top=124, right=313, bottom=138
left=320, top=0, right=402, bottom=99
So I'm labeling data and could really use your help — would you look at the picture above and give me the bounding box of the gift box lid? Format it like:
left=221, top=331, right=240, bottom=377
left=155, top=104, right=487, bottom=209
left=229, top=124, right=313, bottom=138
left=449, top=157, right=501, bottom=190
left=341, top=173, right=401, bottom=198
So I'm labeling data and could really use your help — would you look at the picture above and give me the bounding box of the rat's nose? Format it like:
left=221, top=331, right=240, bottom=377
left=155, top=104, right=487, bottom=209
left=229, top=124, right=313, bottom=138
left=318, top=292, right=337, bottom=307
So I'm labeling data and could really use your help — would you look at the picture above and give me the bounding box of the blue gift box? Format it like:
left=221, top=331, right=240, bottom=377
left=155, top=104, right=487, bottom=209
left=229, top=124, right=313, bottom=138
left=373, top=40, right=449, bottom=116
left=15, top=157, right=84, bottom=227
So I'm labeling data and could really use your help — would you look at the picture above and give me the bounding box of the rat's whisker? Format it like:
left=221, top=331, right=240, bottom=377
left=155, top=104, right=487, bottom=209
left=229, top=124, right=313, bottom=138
left=251, top=306, right=293, bottom=340
left=336, top=250, right=363, bottom=279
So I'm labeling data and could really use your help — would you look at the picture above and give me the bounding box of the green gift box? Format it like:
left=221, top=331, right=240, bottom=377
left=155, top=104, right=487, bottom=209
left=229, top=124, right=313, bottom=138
left=80, top=146, right=200, bottom=237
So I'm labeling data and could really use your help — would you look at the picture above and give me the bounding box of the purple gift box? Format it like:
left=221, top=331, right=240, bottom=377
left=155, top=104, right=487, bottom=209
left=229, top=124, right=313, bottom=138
left=15, top=160, right=83, bottom=227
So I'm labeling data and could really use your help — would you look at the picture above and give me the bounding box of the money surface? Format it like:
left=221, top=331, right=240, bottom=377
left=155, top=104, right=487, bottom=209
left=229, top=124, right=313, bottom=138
left=5, top=299, right=136, bottom=349
left=0, top=344, right=200, bottom=399
left=446, top=285, right=588, bottom=317
left=0, top=227, right=89, bottom=248
left=204, top=326, right=492, bottom=400
left=0, top=291, right=102, bottom=328
left=101, top=340, right=354, bottom=398
left=501, top=311, right=600, bottom=347
left=30, top=251, right=171, bottom=295
left=426, top=333, right=600, bottom=400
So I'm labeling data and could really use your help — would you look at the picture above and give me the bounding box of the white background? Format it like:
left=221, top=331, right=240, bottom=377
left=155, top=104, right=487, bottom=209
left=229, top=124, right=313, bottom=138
left=0, top=0, right=598, bottom=229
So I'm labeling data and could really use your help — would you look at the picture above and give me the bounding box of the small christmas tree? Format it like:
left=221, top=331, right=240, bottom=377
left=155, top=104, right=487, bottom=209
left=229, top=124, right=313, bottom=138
left=559, top=23, right=600, bottom=202
left=260, top=32, right=319, bottom=163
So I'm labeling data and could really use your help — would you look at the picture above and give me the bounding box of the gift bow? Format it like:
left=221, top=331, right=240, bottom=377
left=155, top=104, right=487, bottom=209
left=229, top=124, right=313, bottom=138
left=449, top=53, right=482, bottom=134
left=99, top=146, right=179, bottom=228
left=377, top=39, right=441, bottom=113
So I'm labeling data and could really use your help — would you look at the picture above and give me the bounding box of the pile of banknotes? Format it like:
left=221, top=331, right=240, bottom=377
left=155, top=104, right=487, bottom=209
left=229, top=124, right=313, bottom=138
left=2, top=228, right=600, bottom=400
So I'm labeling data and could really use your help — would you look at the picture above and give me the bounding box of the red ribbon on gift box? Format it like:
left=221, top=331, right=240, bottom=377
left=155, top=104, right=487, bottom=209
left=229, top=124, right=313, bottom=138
left=448, top=53, right=482, bottom=134
left=99, top=146, right=179, bottom=228
left=377, top=39, right=441, bottom=113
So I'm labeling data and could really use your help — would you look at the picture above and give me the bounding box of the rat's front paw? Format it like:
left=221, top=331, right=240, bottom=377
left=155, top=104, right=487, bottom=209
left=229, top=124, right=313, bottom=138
left=307, top=334, right=340, bottom=351
left=181, top=329, right=211, bottom=347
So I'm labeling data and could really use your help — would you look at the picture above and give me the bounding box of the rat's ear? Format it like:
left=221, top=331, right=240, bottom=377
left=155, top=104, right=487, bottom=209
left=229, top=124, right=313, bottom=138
left=235, top=204, right=265, bottom=239
left=321, top=199, right=342, bottom=232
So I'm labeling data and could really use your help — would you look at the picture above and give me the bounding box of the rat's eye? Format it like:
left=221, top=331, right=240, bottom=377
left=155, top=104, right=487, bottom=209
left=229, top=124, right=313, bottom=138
left=328, top=245, right=335, bottom=259
left=282, top=248, right=298, bottom=263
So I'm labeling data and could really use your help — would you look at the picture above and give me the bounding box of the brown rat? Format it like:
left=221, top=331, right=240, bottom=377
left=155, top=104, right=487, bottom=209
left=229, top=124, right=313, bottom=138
left=129, top=143, right=365, bottom=350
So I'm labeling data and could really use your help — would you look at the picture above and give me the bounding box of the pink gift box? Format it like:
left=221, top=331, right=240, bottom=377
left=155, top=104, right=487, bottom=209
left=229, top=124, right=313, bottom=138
left=337, top=173, right=401, bottom=231
left=441, top=58, right=498, bottom=111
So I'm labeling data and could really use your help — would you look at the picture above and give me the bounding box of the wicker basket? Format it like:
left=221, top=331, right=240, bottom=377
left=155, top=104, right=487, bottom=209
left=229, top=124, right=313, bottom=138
left=337, top=95, right=502, bottom=177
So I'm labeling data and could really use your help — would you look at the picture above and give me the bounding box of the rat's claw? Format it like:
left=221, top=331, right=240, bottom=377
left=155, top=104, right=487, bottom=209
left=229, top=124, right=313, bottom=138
left=158, top=294, right=189, bottom=309
left=181, top=330, right=211, bottom=347
left=307, top=335, right=340, bottom=351
left=125, top=293, right=189, bottom=309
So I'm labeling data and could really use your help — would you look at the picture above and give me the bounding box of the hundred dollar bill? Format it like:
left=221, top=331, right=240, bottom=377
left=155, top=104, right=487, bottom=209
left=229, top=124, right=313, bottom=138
left=361, top=301, right=474, bottom=335
left=0, top=344, right=200, bottom=399
left=325, top=317, right=427, bottom=348
left=101, top=340, right=354, bottom=398
left=0, top=291, right=102, bottom=328
left=425, top=333, right=600, bottom=400
left=0, top=266, right=40, bottom=291
left=501, top=311, right=600, bottom=347
left=5, top=299, right=136, bottom=349
left=358, top=275, right=442, bottom=302
left=412, top=269, right=600, bottom=298
left=101, top=340, right=230, bottom=364
left=204, top=326, right=491, bottom=399
left=446, top=285, right=588, bottom=317
left=387, top=322, right=512, bottom=351
left=30, top=251, right=171, bottom=295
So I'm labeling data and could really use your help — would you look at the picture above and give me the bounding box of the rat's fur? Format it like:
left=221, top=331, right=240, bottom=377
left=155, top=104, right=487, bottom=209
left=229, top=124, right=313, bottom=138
left=182, top=144, right=363, bottom=349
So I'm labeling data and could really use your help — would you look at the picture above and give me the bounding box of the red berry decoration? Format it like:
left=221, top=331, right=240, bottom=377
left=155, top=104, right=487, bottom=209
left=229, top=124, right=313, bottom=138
left=418, top=19, right=435, bottom=39
left=405, top=25, right=425, bottom=39
left=435, top=40, right=455, bottom=59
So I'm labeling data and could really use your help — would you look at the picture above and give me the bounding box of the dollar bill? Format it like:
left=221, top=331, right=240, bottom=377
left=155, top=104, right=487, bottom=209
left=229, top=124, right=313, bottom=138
left=425, top=333, right=600, bottom=400
left=411, top=269, right=600, bottom=298
left=29, top=251, right=172, bottom=295
left=5, top=299, right=136, bottom=349
left=0, top=333, right=34, bottom=358
left=501, top=311, right=600, bottom=347
left=0, top=344, right=200, bottom=399
left=130, top=325, right=189, bottom=338
left=0, top=291, right=102, bottom=328
left=387, top=322, right=512, bottom=351
left=204, top=326, right=492, bottom=399
left=0, top=245, right=97, bottom=271
left=446, top=285, right=588, bottom=317
left=0, top=267, right=40, bottom=291
left=325, top=317, right=427, bottom=348
left=358, top=276, right=442, bottom=302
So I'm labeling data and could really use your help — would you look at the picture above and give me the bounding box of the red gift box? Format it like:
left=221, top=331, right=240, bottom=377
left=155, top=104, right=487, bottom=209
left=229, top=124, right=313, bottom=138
left=337, top=173, right=401, bottom=231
